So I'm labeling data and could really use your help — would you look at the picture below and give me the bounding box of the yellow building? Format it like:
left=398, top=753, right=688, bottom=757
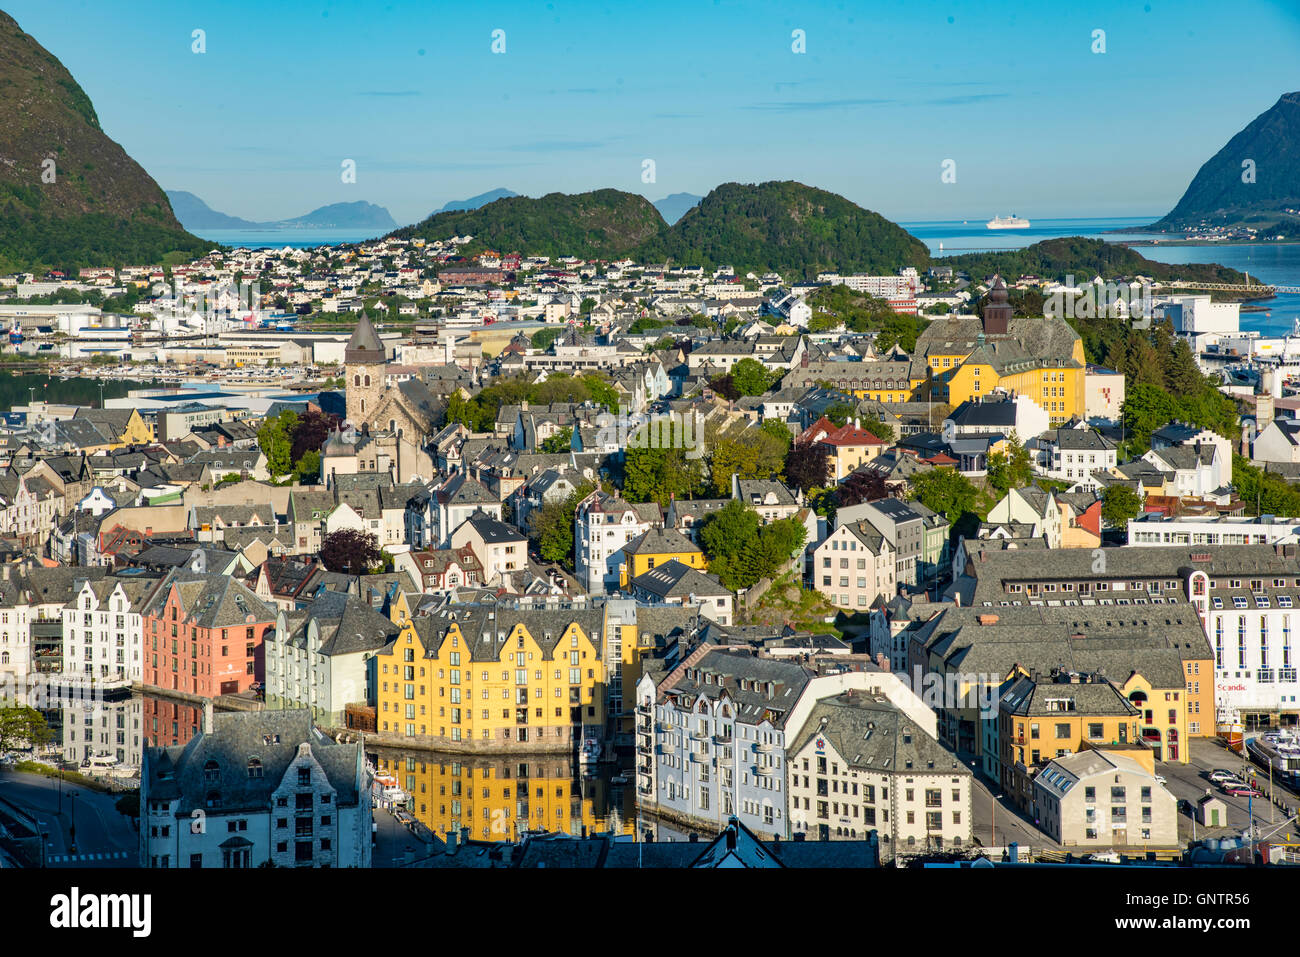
left=915, top=276, right=1086, bottom=426
left=71, top=406, right=154, bottom=448
left=999, top=672, right=1143, bottom=810
left=371, top=747, right=625, bottom=842
left=374, top=603, right=608, bottom=751
left=617, top=527, right=706, bottom=588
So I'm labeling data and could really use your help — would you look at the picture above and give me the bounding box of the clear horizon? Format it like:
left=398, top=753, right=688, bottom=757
left=7, top=0, right=1298, bottom=227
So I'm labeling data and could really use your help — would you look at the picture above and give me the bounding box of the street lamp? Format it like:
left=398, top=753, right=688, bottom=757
left=69, top=792, right=77, bottom=855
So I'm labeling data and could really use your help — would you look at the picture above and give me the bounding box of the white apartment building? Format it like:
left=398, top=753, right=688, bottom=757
left=810, top=520, right=897, bottom=612
left=786, top=691, right=971, bottom=856
left=636, top=646, right=940, bottom=841
left=1127, top=514, right=1300, bottom=548
left=60, top=695, right=143, bottom=770
left=60, top=578, right=153, bottom=686
left=574, top=490, right=661, bottom=594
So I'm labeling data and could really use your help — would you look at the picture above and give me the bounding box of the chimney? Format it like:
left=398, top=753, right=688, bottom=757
left=202, top=700, right=214, bottom=734
left=446, top=829, right=458, bottom=854
left=977, top=613, right=999, bottom=626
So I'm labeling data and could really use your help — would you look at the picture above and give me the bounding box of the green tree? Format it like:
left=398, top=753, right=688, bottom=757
left=986, top=434, right=1034, bottom=495
left=294, top=450, right=321, bottom=484
left=1101, top=484, right=1142, bottom=530
left=540, top=427, right=573, bottom=454
left=822, top=402, right=855, bottom=427
left=699, top=500, right=806, bottom=591
left=857, top=416, right=896, bottom=444
left=908, top=468, right=979, bottom=521
left=0, top=705, right=53, bottom=753
left=257, top=409, right=298, bottom=479
left=731, top=358, right=776, bottom=396
left=708, top=428, right=788, bottom=496
left=527, top=481, right=595, bottom=569
left=623, top=421, right=705, bottom=505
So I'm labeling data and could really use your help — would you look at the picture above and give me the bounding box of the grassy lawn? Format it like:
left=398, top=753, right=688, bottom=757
left=12, top=760, right=111, bottom=792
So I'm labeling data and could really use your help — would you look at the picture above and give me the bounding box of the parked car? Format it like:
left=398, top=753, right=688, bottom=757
left=1154, top=775, right=1167, bottom=785
left=1222, top=783, right=1263, bottom=797
left=1208, top=769, right=1240, bottom=784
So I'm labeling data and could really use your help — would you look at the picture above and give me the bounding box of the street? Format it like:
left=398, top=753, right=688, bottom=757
left=0, top=769, right=138, bottom=868
left=969, top=774, right=1056, bottom=854
left=1156, top=738, right=1300, bottom=845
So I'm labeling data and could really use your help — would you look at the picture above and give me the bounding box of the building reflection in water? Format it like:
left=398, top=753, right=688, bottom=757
left=141, top=693, right=205, bottom=750
left=369, top=746, right=636, bottom=843
left=58, top=694, right=142, bottom=769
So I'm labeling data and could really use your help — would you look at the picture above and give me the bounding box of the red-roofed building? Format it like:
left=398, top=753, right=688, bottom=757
left=798, top=416, right=888, bottom=482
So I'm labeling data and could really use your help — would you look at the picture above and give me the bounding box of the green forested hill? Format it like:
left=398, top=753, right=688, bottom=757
left=942, top=237, right=1249, bottom=285
left=635, top=181, right=930, bottom=278
left=390, top=188, right=668, bottom=259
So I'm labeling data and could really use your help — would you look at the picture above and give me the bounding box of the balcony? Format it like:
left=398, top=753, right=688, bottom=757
left=689, top=751, right=707, bottom=764
left=714, top=731, right=732, bottom=744
left=755, top=742, right=773, bottom=753
left=690, top=730, right=708, bottom=741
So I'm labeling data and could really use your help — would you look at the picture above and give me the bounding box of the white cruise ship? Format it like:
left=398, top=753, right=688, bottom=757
left=987, top=215, right=1030, bottom=230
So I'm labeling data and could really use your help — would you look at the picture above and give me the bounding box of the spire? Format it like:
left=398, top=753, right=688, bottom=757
left=345, top=312, right=385, bottom=364
left=982, top=274, right=1012, bottom=335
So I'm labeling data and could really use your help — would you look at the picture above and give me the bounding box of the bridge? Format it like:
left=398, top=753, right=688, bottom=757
left=1155, top=276, right=1300, bottom=295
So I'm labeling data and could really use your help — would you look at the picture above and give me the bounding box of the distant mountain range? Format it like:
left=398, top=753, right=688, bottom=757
left=652, top=193, right=702, bottom=225
left=0, top=10, right=208, bottom=271
left=390, top=181, right=928, bottom=278
left=166, top=191, right=397, bottom=232
left=430, top=188, right=520, bottom=217
left=1151, top=91, right=1300, bottom=232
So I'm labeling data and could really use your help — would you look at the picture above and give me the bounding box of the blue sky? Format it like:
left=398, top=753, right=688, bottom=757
left=8, top=0, right=1300, bottom=226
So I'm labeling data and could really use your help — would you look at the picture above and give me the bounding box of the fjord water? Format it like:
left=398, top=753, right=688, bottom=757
left=907, top=216, right=1300, bottom=337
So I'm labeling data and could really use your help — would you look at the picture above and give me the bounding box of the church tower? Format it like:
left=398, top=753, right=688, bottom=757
left=344, top=312, right=386, bottom=427
left=981, top=275, right=1012, bottom=335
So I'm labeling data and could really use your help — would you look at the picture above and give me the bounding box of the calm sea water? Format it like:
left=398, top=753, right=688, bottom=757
left=197, top=228, right=381, bottom=249
left=900, top=216, right=1164, bottom=254
left=904, top=216, right=1300, bottom=339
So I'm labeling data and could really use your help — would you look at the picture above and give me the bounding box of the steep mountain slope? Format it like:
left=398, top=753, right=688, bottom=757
left=0, top=10, right=209, bottom=270
left=1152, top=92, right=1300, bottom=231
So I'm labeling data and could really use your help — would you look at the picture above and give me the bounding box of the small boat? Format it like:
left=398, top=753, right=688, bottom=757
left=610, top=773, right=629, bottom=786
left=579, top=736, right=602, bottom=765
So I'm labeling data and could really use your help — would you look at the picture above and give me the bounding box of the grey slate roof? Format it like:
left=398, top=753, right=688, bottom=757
left=143, top=709, right=362, bottom=813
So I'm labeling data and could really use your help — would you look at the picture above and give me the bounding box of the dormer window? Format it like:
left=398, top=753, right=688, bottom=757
left=203, top=760, right=220, bottom=784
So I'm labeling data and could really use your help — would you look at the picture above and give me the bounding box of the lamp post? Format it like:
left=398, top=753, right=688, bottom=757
left=68, top=792, right=77, bottom=856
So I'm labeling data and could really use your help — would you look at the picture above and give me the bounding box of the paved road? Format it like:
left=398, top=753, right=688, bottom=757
left=0, top=769, right=138, bottom=868
left=1157, top=738, right=1300, bottom=844
left=969, top=774, right=1056, bottom=853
